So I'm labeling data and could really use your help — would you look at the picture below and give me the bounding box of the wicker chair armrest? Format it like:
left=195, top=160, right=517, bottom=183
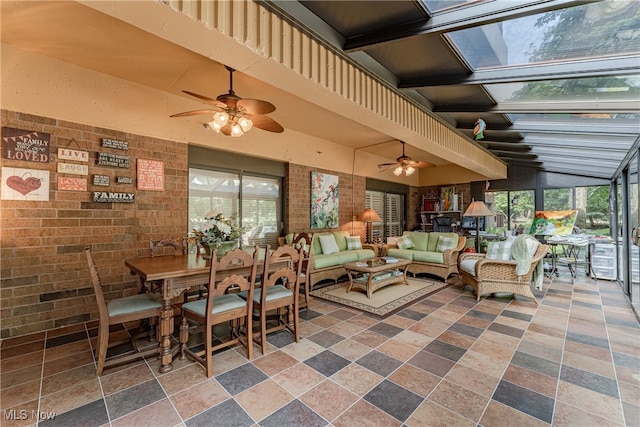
left=362, top=243, right=376, bottom=251
left=475, top=258, right=520, bottom=280
left=443, top=236, right=467, bottom=263
left=386, top=243, right=399, bottom=250
left=458, top=252, right=486, bottom=262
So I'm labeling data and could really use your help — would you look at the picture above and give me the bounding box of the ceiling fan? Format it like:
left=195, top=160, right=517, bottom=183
left=170, top=66, right=284, bottom=137
left=377, top=141, right=435, bottom=176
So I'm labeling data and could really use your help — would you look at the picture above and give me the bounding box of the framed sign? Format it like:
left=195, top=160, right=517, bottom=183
left=1, top=167, right=50, bottom=201
left=2, top=127, right=50, bottom=163
left=58, top=176, right=87, bottom=191
left=136, top=159, right=164, bottom=191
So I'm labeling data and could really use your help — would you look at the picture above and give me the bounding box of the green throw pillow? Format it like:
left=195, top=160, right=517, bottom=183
left=486, top=240, right=513, bottom=260
left=346, top=236, right=362, bottom=250
left=396, top=235, right=413, bottom=250
left=436, top=235, right=456, bottom=252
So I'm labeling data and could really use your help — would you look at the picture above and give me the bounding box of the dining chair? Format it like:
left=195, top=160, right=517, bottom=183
left=291, top=232, right=313, bottom=309
left=179, top=247, right=259, bottom=377
left=84, top=247, right=162, bottom=375
left=246, top=244, right=303, bottom=355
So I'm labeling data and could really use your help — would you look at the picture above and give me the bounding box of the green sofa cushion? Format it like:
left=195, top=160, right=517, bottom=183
left=314, top=251, right=359, bottom=269
left=387, top=248, right=414, bottom=260
left=332, top=231, right=350, bottom=251
left=413, top=251, right=444, bottom=263
left=404, top=231, right=429, bottom=251
left=427, top=232, right=458, bottom=252
left=353, top=249, right=376, bottom=261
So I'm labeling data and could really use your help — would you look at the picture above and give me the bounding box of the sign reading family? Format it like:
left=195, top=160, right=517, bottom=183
left=93, top=191, right=135, bottom=203
left=2, top=127, right=50, bottom=163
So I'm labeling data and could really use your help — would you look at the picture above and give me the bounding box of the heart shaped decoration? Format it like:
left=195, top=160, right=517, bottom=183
left=6, top=175, right=42, bottom=195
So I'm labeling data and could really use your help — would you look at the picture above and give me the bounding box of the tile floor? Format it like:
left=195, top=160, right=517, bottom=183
left=1, top=271, right=639, bottom=427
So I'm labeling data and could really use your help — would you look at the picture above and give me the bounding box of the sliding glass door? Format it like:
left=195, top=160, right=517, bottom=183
left=188, top=168, right=282, bottom=248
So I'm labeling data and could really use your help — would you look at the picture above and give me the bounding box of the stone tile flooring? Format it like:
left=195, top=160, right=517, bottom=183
left=1, top=272, right=639, bottom=427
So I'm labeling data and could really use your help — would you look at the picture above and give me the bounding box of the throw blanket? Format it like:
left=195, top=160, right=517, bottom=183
left=510, top=235, right=543, bottom=290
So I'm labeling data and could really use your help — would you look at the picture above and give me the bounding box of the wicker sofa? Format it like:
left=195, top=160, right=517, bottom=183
left=458, top=241, right=548, bottom=304
left=385, top=231, right=466, bottom=281
left=281, top=231, right=376, bottom=290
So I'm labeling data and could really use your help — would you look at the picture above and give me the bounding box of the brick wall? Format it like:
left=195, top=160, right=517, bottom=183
left=285, top=164, right=366, bottom=239
left=1, top=110, right=188, bottom=338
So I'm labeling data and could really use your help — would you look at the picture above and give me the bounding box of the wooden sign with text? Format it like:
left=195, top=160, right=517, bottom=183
left=2, top=127, right=50, bottom=163
left=136, top=159, right=164, bottom=191
left=58, top=176, right=87, bottom=191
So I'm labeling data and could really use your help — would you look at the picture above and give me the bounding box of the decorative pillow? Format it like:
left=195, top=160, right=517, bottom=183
left=485, top=240, right=513, bottom=260
left=436, top=235, right=456, bottom=252
left=346, top=236, right=362, bottom=250
left=396, top=235, right=413, bottom=250
left=319, top=234, right=340, bottom=255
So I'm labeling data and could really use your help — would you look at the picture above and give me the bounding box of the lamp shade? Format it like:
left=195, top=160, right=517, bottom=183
left=359, top=208, right=381, bottom=223
left=463, top=200, right=492, bottom=217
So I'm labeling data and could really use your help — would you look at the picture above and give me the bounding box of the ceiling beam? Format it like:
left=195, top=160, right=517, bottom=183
left=400, top=55, right=640, bottom=88
left=435, top=99, right=640, bottom=114
left=477, top=141, right=531, bottom=152
left=342, top=0, right=591, bottom=52
left=493, top=151, right=538, bottom=159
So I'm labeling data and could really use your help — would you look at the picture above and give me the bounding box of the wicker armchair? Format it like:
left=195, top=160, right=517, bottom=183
left=458, top=243, right=549, bottom=304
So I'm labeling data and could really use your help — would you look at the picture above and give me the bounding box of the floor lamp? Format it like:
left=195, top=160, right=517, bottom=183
left=463, top=200, right=492, bottom=252
left=359, top=208, right=381, bottom=244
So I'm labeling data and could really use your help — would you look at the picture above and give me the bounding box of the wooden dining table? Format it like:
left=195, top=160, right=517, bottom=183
left=124, top=250, right=286, bottom=373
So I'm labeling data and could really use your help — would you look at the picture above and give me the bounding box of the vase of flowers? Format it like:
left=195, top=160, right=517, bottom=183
left=193, top=211, right=242, bottom=259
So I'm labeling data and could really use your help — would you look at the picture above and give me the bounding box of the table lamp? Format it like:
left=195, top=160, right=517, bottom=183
left=463, top=200, right=492, bottom=252
left=359, top=208, right=381, bottom=244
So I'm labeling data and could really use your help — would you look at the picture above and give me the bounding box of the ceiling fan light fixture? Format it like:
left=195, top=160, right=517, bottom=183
left=238, top=116, right=253, bottom=132
left=230, top=123, right=244, bottom=137
left=393, top=166, right=403, bottom=176
left=405, top=166, right=415, bottom=176
left=208, top=120, right=223, bottom=133
left=213, top=111, right=229, bottom=126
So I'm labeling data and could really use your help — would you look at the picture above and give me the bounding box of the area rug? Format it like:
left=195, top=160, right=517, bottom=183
left=310, top=277, right=450, bottom=317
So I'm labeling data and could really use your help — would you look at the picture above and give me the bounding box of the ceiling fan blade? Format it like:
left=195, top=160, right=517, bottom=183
left=252, top=115, right=284, bottom=133
left=170, top=109, right=218, bottom=118
left=377, top=164, right=397, bottom=172
left=404, top=160, right=435, bottom=168
left=237, top=98, right=276, bottom=114
left=182, top=90, right=227, bottom=108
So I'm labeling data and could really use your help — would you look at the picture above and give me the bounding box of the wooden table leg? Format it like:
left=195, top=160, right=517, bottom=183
left=159, top=280, right=175, bottom=373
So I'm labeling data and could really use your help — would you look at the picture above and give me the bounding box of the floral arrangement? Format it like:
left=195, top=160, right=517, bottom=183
left=192, top=211, right=242, bottom=247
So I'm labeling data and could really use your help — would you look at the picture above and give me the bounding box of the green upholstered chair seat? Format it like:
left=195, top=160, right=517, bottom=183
left=252, top=284, right=292, bottom=303
left=181, top=294, right=246, bottom=317
left=107, top=293, right=162, bottom=317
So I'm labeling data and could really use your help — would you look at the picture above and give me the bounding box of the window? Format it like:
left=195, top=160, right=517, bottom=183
left=189, top=168, right=281, bottom=248
left=544, top=188, right=573, bottom=210
left=485, top=190, right=535, bottom=232
left=366, top=190, right=404, bottom=242
left=575, top=185, right=610, bottom=235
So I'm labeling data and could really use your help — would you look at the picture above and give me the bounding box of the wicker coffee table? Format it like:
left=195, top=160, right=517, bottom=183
left=345, top=258, right=411, bottom=299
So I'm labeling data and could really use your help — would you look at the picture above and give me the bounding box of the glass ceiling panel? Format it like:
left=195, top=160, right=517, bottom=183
left=421, top=0, right=479, bottom=14
left=448, top=0, right=640, bottom=69
left=486, top=75, right=640, bottom=104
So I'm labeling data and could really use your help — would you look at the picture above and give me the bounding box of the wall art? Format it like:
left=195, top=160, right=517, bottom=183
left=2, top=127, right=50, bottom=163
left=311, top=171, right=339, bottom=229
left=1, top=167, right=50, bottom=201
left=137, top=159, right=164, bottom=191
